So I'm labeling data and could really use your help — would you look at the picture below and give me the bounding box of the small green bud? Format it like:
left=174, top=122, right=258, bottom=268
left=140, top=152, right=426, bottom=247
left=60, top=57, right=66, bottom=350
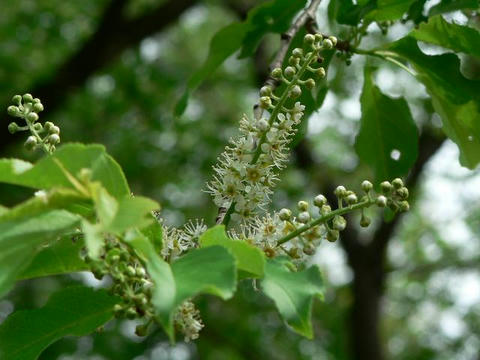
left=271, top=67, right=282, bottom=79
left=12, top=95, right=22, bottom=106
left=26, top=112, right=39, bottom=122
left=388, top=199, right=399, bottom=212
left=7, top=106, right=19, bottom=117
left=135, top=324, right=149, bottom=337
left=305, top=78, right=315, bottom=90
left=376, top=195, right=387, bottom=207
left=260, top=86, right=272, bottom=96
left=126, top=266, right=136, bottom=277
left=314, top=34, right=323, bottom=43
left=392, top=178, right=403, bottom=189
left=396, top=187, right=409, bottom=200
left=126, top=308, right=137, bottom=320
left=44, top=122, right=54, bottom=132
left=260, top=96, right=272, bottom=109
left=7, top=122, right=19, bottom=134
left=360, top=214, right=371, bottom=227
left=289, top=85, right=301, bottom=99
left=33, top=123, right=43, bottom=131
left=292, top=48, right=303, bottom=58
left=50, top=125, right=60, bottom=134
left=333, top=215, right=346, bottom=231
left=322, top=39, right=333, bottom=49
left=398, top=200, right=409, bottom=212
left=346, top=193, right=358, bottom=205
left=257, top=119, right=269, bottom=131
left=361, top=180, right=373, bottom=193
left=48, top=134, right=60, bottom=144
left=298, top=211, right=311, bottom=223
left=313, top=194, right=327, bottom=207
left=334, top=185, right=347, bottom=198
left=136, top=267, right=146, bottom=278
left=381, top=181, right=392, bottom=193
left=328, top=36, right=338, bottom=47
left=304, top=34, right=315, bottom=44
left=33, top=97, right=41, bottom=103
left=279, top=208, right=292, bottom=221
left=297, top=200, right=309, bottom=211
left=326, top=229, right=339, bottom=242
left=289, top=56, right=300, bottom=66
left=32, top=102, right=44, bottom=113
left=284, top=66, right=296, bottom=78
left=24, top=136, right=37, bottom=150
left=113, top=304, right=125, bottom=318
left=317, top=67, right=326, bottom=78
left=303, top=243, right=315, bottom=255
left=321, top=204, right=331, bottom=214
left=23, top=93, right=33, bottom=102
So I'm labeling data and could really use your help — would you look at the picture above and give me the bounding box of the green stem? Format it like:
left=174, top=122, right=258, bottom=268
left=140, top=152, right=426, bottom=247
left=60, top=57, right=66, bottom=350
left=352, top=48, right=416, bottom=76
left=26, top=119, right=52, bottom=155
left=277, top=199, right=375, bottom=245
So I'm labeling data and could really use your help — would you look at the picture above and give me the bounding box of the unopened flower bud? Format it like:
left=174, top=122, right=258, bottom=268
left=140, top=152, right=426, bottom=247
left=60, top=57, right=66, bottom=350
left=26, top=112, right=39, bottom=122
left=260, top=86, right=272, bottom=96
left=317, top=67, right=326, bottom=78
left=290, top=85, right=301, bottom=99
left=135, top=324, right=149, bottom=337
left=7, top=106, right=19, bottom=117
left=314, top=34, right=323, bottom=42
left=326, top=229, right=339, bottom=242
left=298, top=211, right=311, bottom=223
left=322, top=39, right=333, bottom=49
left=33, top=123, right=43, bottom=131
left=25, top=136, right=37, bottom=150
left=334, top=185, right=347, bottom=198
left=33, top=102, right=44, bottom=112
left=257, top=119, right=269, bottom=131
left=271, top=67, right=282, bottom=79
left=399, top=200, right=410, bottom=212
left=23, top=93, right=33, bottom=102
left=321, top=204, right=331, bottom=214
left=396, top=187, right=409, bottom=200
left=346, top=193, right=358, bottom=205
left=392, top=178, right=403, bottom=189
left=376, top=195, right=387, bottom=207
left=297, top=200, right=309, bottom=211
left=8, top=122, right=19, bottom=134
left=328, top=36, right=338, bottom=46
left=50, top=125, right=60, bottom=135
left=381, top=181, right=392, bottom=193
left=279, top=208, right=292, bottom=221
left=292, top=48, right=303, bottom=58
left=44, top=122, right=54, bottom=132
left=305, top=78, right=315, bottom=90
left=48, top=134, right=60, bottom=144
left=289, top=56, right=300, bottom=66
left=126, top=308, right=137, bottom=320
left=260, top=96, right=272, bottom=109
left=313, top=194, right=327, bottom=207
left=303, top=243, right=315, bottom=255
left=304, top=34, right=315, bottom=44
left=284, top=66, right=296, bottom=78
left=12, top=95, right=22, bottom=106
left=361, top=180, right=373, bottom=192
left=360, top=214, right=371, bottom=227
left=333, top=215, right=346, bottom=231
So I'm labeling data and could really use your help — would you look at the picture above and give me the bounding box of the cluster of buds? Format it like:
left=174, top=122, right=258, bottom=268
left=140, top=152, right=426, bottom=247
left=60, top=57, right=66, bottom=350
left=231, top=179, right=410, bottom=262
left=207, top=34, right=337, bottom=224
left=7, top=94, right=60, bottom=153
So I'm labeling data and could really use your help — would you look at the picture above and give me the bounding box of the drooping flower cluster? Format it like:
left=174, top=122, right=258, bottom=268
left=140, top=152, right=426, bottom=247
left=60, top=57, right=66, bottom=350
left=174, top=300, right=204, bottom=342
left=161, top=219, right=207, bottom=261
left=207, top=34, right=337, bottom=224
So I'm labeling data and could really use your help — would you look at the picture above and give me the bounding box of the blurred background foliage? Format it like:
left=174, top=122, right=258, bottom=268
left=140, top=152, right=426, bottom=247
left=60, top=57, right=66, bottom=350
left=0, top=0, right=479, bottom=359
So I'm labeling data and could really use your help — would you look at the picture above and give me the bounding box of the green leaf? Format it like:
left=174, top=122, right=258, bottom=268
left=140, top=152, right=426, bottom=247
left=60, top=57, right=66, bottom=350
left=199, top=225, right=265, bottom=278
left=0, top=286, right=117, bottom=360
left=82, top=220, right=103, bottom=259
left=385, top=36, right=480, bottom=168
left=175, top=0, right=307, bottom=115
left=355, top=66, right=418, bottom=181
left=19, top=236, right=88, bottom=280
left=0, top=144, right=129, bottom=199
left=261, top=258, right=324, bottom=339
left=140, top=215, right=163, bottom=254
left=429, top=0, right=479, bottom=16
left=328, top=0, right=376, bottom=25
left=107, top=196, right=159, bottom=234
left=364, top=0, right=417, bottom=22
left=411, top=15, right=480, bottom=57
left=238, top=0, right=307, bottom=58
left=0, top=209, right=81, bottom=297
left=126, top=231, right=237, bottom=341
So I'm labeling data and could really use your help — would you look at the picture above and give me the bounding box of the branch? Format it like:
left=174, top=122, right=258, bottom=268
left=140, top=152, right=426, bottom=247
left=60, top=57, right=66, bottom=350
left=1, top=0, right=197, bottom=151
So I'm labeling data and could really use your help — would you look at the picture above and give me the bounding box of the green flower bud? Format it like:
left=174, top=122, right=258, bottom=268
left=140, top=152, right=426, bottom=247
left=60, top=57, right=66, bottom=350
left=260, top=96, right=272, bottom=109
left=126, top=266, right=136, bottom=277
left=44, top=121, right=54, bottom=132
left=33, top=97, right=41, bottom=103
left=135, top=324, right=149, bottom=337
left=136, top=267, right=146, bottom=278
left=260, top=86, right=272, bottom=96
left=113, top=304, right=125, bottom=318
left=314, top=34, right=323, bottom=43
left=388, top=199, right=399, bottom=212
left=26, top=112, right=39, bottom=122
left=33, top=123, right=43, bottom=131
left=399, top=200, right=410, bottom=212
left=304, top=34, right=315, bottom=44
left=297, top=200, right=309, bottom=211
left=7, top=106, right=20, bottom=117
left=289, top=85, right=301, bottom=99
left=313, top=194, right=327, bottom=207
left=24, top=136, right=37, bottom=150
left=257, top=119, right=269, bottom=131
left=298, top=211, right=311, bottom=223
left=321, top=204, right=331, bottom=214
left=346, top=193, right=358, bottom=205
left=317, top=67, right=326, bottom=78
left=284, top=66, right=296, bottom=78
left=380, top=181, right=392, bottom=193
left=289, top=56, right=300, bottom=66
left=326, top=229, right=339, bottom=242
left=361, top=180, right=373, bottom=193
left=376, top=195, right=387, bottom=207
left=32, top=102, right=44, bottom=113
left=48, top=134, right=60, bottom=145
left=333, top=215, right=346, bottom=231
left=303, top=243, right=315, bottom=255
left=360, top=214, right=371, bottom=227
left=12, top=95, right=22, bottom=106
left=292, top=48, right=303, bottom=58
left=328, top=36, right=338, bottom=47
left=392, top=178, right=403, bottom=189
left=396, top=187, right=409, bottom=200
left=50, top=125, right=60, bottom=134
left=334, top=185, right=347, bottom=198
left=23, top=93, right=33, bottom=102
left=279, top=208, right=292, bottom=221
left=305, top=78, right=315, bottom=90
left=126, top=308, right=138, bottom=320
left=271, top=67, right=282, bottom=79
left=322, top=39, right=333, bottom=49
left=8, top=122, right=19, bottom=134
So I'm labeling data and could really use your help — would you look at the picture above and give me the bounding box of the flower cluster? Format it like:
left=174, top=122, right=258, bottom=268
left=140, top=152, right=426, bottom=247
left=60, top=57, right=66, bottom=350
left=174, top=300, right=204, bottom=342
left=161, top=219, right=207, bottom=261
left=7, top=93, right=60, bottom=154
left=207, top=34, right=337, bottom=224
left=231, top=179, right=409, bottom=262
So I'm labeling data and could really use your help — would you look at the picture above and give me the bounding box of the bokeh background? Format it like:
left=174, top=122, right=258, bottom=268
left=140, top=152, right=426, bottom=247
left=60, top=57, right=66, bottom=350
left=1, top=0, right=479, bottom=359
